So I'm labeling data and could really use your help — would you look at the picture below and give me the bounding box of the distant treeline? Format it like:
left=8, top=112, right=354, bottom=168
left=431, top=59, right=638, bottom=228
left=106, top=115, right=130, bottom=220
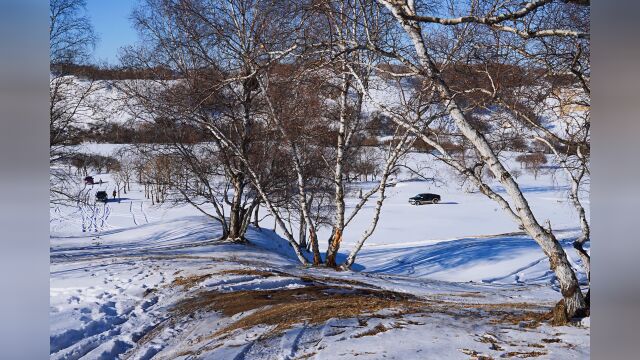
left=52, top=62, right=576, bottom=88
left=77, top=121, right=210, bottom=144
left=51, top=63, right=176, bottom=80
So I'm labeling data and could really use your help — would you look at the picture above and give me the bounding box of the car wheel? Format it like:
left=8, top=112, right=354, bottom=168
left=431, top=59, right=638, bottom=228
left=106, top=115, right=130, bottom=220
left=432, top=198, right=439, bottom=204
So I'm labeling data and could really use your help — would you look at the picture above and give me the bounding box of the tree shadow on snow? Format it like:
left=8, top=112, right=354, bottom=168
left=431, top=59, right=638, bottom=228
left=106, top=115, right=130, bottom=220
left=352, top=234, right=551, bottom=277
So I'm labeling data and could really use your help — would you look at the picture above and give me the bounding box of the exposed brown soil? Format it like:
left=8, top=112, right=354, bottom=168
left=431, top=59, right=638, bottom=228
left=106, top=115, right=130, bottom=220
left=352, top=323, right=389, bottom=338
left=171, top=269, right=278, bottom=290
left=163, top=268, right=561, bottom=351
left=217, top=269, right=278, bottom=278
left=444, top=291, right=487, bottom=298
left=489, top=310, right=553, bottom=329
left=460, top=348, right=494, bottom=359
left=541, top=338, right=562, bottom=343
left=502, top=350, right=547, bottom=358
left=295, top=274, right=383, bottom=290
left=171, top=274, right=213, bottom=289
left=173, top=285, right=425, bottom=338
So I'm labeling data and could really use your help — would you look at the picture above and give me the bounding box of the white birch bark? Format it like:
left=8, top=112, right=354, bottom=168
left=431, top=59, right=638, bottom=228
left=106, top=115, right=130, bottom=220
left=535, top=136, right=590, bottom=282
left=326, top=72, right=350, bottom=267
left=377, top=0, right=586, bottom=318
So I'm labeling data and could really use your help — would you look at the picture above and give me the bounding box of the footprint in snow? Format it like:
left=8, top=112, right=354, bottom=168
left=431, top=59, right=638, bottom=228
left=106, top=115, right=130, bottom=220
left=100, top=301, right=118, bottom=316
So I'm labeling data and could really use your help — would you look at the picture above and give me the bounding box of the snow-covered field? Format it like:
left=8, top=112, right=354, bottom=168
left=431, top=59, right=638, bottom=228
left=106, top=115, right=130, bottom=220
left=50, top=146, right=590, bottom=359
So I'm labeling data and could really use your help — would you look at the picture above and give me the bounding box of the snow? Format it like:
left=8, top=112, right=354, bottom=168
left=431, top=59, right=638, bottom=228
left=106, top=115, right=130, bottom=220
left=50, top=145, right=589, bottom=359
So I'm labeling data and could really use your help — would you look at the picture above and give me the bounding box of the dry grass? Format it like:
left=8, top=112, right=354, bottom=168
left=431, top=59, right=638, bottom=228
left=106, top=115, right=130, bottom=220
left=477, top=334, right=504, bottom=351
left=352, top=323, right=389, bottom=338
left=217, top=269, right=278, bottom=277
left=170, top=274, right=551, bottom=340
left=489, top=310, right=552, bottom=329
left=171, top=274, right=213, bottom=289
left=135, top=318, right=171, bottom=346
left=173, top=285, right=424, bottom=338
left=439, top=291, right=486, bottom=299
left=541, top=338, right=562, bottom=343
left=296, top=274, right=383, bottom=290
left=502, top=350, right=547, bottom=358
left=460, top=348, right=494, bottom=359
left=166, top=270, right=557, bottom=348
left=293, top=352, right=317, bottom=359
left=171, top=269, right=277, bottom=290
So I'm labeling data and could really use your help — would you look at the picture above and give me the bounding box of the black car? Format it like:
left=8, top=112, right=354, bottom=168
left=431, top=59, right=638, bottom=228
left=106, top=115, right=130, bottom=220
left=409, top=193, right=441, bottom=205
left=95, top=191, right=108, bottom=203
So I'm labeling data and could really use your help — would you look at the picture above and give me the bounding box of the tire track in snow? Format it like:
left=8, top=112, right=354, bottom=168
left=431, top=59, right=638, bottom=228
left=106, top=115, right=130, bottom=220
left=482, top=256, right=547, bottom=284
left=140, top=202, right=149, bottom=224
left=129, top=201, right=138, bottom=226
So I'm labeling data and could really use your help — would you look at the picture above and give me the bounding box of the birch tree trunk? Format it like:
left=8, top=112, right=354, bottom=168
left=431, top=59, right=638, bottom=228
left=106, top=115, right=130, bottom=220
left=203, top=125, right=310, bottom=265
left=291, top=154, right=322, bottom=265
left=570, top=177, right=590, bottom=287
left=378, top=0, right=586, bottom=319
left=326, top=73, right=350, bottom=267
left=536, top=137, right=590, bottom=291
left=226, top=175, right=245, bottom=241
left=258, top=78, right=322, bottom=264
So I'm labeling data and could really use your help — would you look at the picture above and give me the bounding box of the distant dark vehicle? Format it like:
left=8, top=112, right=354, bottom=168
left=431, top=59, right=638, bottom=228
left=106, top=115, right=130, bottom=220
left=409, top=193, right=441, bottom=205
left=95, top=191, right=108, bottom=203
left=84, top=176, right=95, bottom=185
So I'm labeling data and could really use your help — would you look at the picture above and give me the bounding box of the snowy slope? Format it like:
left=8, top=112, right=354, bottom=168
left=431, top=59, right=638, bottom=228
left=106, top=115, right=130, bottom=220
left=53, top=146, right=589, bottom=285
left=50, top=143, right=589, bottom=359
left=51, top=214, right=589, bottom=359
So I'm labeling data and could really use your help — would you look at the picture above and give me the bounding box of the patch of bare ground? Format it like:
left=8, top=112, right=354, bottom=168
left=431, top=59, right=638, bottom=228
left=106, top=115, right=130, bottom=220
left=460, top=348, right=494, bottom=359
left=488, top=310, right=553, bottom=329
left=171, top=274, right=213, bottom=289
left=477, top=333, right=504, bottom=351
left=429, top=302, right=550, bottom=329
left=135, top=318, right=172, bottom=346
left=142, top=287, right=157, bottom=297
left=173, top=285, right=425, bottom=338
left=501, top=350, right=547, bottom=358
left=436, top=291, right=486, bottom=299
left=293, top=352, right=317, bottom=359
left=164, top=272, right=566, bottom=355
left=295, top=274, right=384, bottom=290
left=171, top=268, right=277, bottom=290
left=170, top=277, right=556, bottom=341
left=217, top=269, right=278, bottom=277
left=541, top=338, right=562, bottom=343
left=353, top=323, right=389, bottom=338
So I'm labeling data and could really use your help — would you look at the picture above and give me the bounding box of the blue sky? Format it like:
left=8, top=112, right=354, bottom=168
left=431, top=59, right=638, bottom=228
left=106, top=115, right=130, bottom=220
left=86, top=0, right=140, bottom=65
